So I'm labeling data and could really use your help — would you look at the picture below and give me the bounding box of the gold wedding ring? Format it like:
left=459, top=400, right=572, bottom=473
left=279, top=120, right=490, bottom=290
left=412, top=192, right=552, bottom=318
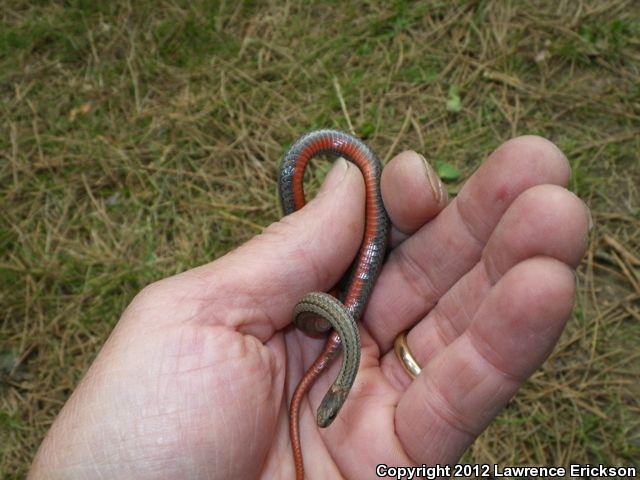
left=394, top=331, right=422, bottom=379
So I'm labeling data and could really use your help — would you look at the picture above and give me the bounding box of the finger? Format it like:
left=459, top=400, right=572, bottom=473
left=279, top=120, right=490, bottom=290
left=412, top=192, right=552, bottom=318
left=395, top=257, right=576, bottom=463
left=381, top=151, right=447, bottom=246
left=127, top=158, right=364, bottom=337
left=381, top=184, right=590, bottom=388
left=188, top=158, right=365, bottom=338
left=482, top=185, right=589, bottom=278
left=364, top=136, right=571, bottom=350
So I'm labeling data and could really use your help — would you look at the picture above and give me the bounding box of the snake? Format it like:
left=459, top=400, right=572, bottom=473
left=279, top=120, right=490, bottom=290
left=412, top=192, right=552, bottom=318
left=278, top=129, right=390, bottom=479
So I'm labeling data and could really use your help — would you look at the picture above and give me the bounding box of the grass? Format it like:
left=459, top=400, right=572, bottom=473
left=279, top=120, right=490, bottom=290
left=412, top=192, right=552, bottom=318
left=1, top=0, right=639, bottom=477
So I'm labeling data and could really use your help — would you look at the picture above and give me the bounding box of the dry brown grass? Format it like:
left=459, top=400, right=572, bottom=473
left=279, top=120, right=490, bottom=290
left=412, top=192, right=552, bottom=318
left=1, top=0, right=639, bottom=477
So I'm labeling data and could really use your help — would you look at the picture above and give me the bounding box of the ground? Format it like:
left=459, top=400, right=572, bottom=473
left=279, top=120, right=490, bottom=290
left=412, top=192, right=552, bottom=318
left=1, top=1, right=639, bottom=477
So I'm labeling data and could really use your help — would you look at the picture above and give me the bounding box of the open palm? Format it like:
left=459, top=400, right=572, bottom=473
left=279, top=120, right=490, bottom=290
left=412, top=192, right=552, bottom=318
left=30, top=136, right=589, bottom=480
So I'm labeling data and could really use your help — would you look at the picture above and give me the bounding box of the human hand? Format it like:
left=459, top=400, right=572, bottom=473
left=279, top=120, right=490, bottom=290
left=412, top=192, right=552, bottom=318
left=29, top=135, right=590, bottom=479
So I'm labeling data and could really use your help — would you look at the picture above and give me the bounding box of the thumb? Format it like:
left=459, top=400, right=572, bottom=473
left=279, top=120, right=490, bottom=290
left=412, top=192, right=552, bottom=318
left=190, top=158, right=366, bottom=340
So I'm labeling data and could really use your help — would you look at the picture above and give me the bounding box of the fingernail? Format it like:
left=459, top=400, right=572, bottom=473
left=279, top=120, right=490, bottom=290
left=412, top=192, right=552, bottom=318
left=418, top=153, right=445, bottom=205
left=318, top=158, right=348, bottom=193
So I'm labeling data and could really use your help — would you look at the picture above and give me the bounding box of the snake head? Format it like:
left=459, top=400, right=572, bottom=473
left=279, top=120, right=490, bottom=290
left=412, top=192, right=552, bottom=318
left=316, top=385, right=349, bottom=428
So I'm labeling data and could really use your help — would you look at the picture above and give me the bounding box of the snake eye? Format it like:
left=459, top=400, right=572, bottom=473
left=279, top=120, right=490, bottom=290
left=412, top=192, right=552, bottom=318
left=326, top=410, right=337, bottom=423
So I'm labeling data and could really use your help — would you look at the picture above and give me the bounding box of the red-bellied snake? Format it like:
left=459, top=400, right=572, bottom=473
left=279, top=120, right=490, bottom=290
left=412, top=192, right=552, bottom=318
left=278, top=129, right=390, bottom=479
